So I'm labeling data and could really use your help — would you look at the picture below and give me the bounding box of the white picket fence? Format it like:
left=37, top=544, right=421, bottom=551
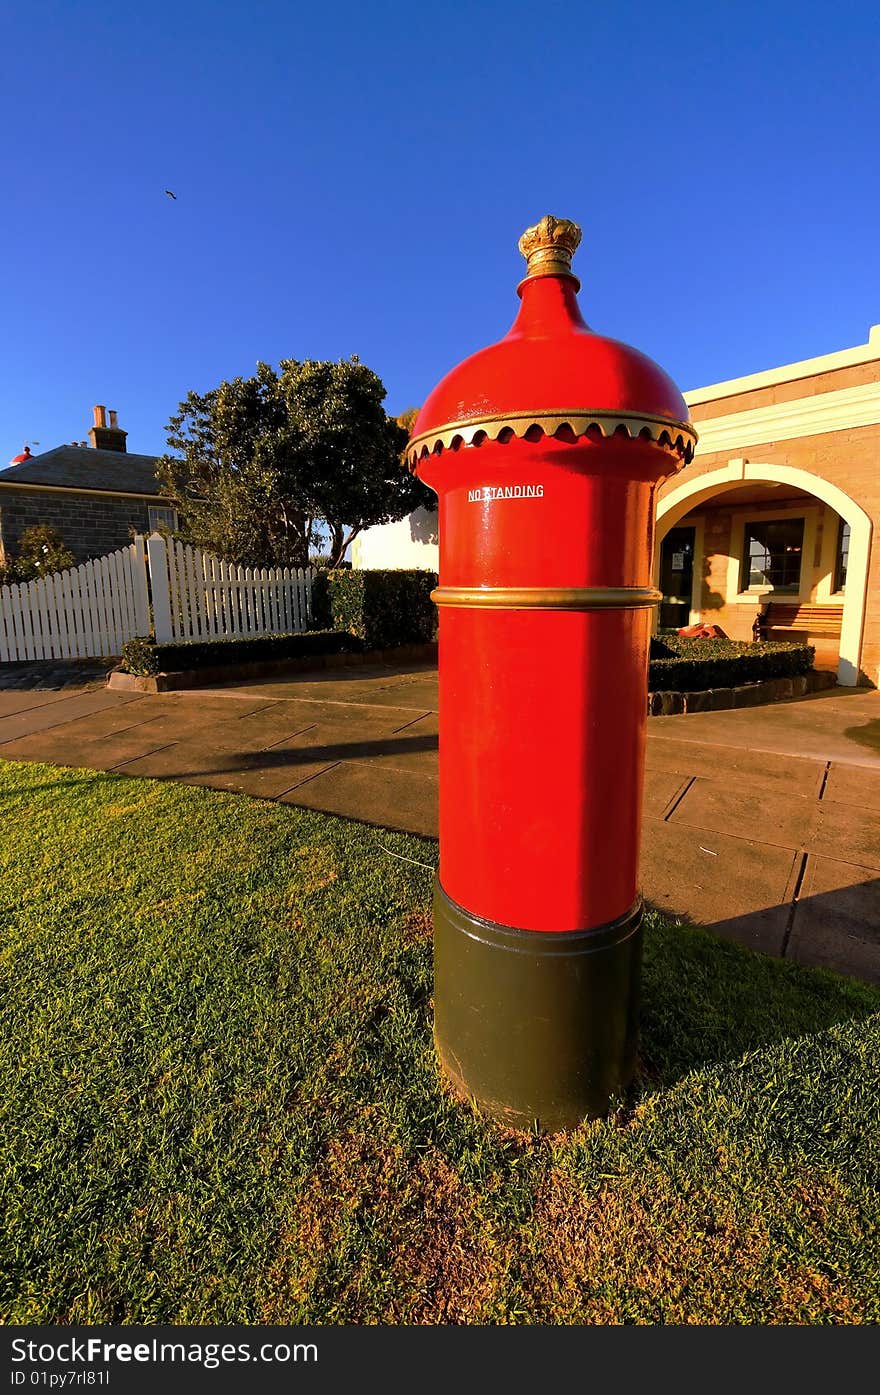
left=0, top=541, right=150, bottom=662
left=146, top=534, right=314, bottom=644
left=0, top=534, right=314, bottom=662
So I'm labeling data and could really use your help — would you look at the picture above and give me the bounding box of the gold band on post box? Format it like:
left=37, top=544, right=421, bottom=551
left=431, top=586, right=663, bottom=610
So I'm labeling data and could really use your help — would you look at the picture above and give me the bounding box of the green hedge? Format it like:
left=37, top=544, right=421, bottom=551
left=121, top=630, right=364, bottom=677
left=311, top=568, right=437, bottom=650
left=649, top=636, right=814, bottom=692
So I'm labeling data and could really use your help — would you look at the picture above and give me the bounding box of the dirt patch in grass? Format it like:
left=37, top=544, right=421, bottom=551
left=399, top=909, right=433, bottom=945
left=259, top=1126, right=404, bottom=1321
left=260, top=1122, right=513, bottom=1324
left=291, top=845, right=339, bottom=894
left=520, top=1164, right=872, bottom=1324
left=387, top=1153, right=513, bottom=1323
left=522, top=1165, right=777, bottom=1323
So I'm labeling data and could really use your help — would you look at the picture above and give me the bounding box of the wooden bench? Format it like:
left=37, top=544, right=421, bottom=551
left=753, top=603, right=844, bottom=641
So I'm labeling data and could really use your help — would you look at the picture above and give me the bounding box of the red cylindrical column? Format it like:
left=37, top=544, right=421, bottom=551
left=412, top=217, right=696, bottom=1131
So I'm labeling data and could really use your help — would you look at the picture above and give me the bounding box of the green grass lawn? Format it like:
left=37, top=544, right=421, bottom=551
left=1, top=758, right=878, bottom=1325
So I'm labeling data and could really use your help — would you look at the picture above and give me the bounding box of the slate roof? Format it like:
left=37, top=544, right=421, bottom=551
left=0, top=445, right=166, bottom=497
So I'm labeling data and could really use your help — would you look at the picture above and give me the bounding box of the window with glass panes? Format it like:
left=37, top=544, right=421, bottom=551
left=742, top=517, right=804, bottom=593
left=148, top=506, right=177, bottom=532
left=833, top=519, right=850, bottom=594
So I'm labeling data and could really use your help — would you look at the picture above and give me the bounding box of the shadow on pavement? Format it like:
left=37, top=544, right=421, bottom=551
left=843, top=717, right=880, bottom=754
left=161, top=731, right=440, bottom=776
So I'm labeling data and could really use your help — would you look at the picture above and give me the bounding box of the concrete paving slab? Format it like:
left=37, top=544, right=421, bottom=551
left=254, top=719, right=433, bottom=775
left=667, top=777, right=817, bottom=851
left=640, top=816, right=799, bottom=956
left=787, top=855, right=880, bottom=982
left=645, top=735, right=825, bottom=796
left=0, top=688, right=102, bottom=718
left=218, top=696, right=434, bottom=733
left=110, top=714, right=411, bottom=795
left=392, top=712, right=439, bottom=737
left=273, top=683, right=435, bottom=711
left=160, top=748, right=340, bottom=799
left=0, top=690, right=139, bottom=745
left=179, top=709, right=318, bottom=754
left=2, top=720, right=191, bottom=771
left=112, top=698, right=282, bottom=745
left=0, top=660, right=115, bottom=692
left=335, top=728, right=439, bottom=776
left=823, top=763, right=880, bottom=813
left=0, top=697, right=162, bottom=750
left=643, top=769, right=693, bottom=819
left=104, top=741, right=331, bottom=798
left=383, top=669, right=440, bottom=685
left=368, top=680, right=439, bottom=708
left=205, top=664, right=437, bottom=704
left=132, top=715, right=439, bottom=795
left=0, top=694, right=239, bottom=761
left=650, top=688, right=880, bottom=769
left=206, top=678, right=404, bottom=705
left=806, top=802, right=880, bottom=872
left=643, top=745, right=699, bottom=779
left=45, top=731, right=181, bottom=773
left=278, top=761, right=439, bottom=838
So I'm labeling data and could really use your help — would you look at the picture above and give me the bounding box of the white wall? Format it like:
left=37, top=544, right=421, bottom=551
left=352, top=506, right=439, bottom=571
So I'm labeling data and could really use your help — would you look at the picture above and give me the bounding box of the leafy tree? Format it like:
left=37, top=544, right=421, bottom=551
left=3, top=525, right=75, bottom=583
left=156, top=363, right=310, bottom=567
left=156, top=359, right=433, bottom=569
left=276, top=362, right=432, bottom=565
left=395, top=406, right=420, bottom=436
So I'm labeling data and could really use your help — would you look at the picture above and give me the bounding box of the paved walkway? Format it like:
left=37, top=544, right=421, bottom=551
left=0, top=658, right=115, bottom=691
left=1, top=664, right=878, bottom=983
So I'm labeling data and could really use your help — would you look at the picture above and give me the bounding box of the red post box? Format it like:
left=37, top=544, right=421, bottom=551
left=410, top=216, right=696, bottom=1131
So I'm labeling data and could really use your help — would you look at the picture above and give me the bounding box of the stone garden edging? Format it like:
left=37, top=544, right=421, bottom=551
left=108, top=642, right=439, bottom=693
left=648, top=668, right=836, bottom=716
left=109, top=650, right=834, bottom=708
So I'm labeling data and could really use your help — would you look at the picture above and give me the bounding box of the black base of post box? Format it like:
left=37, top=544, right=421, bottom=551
left=433, top=880, right=642, bottom=1132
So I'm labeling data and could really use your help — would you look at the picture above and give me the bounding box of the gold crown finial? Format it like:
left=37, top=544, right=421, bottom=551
left=518, top=215, right=582, bottom=282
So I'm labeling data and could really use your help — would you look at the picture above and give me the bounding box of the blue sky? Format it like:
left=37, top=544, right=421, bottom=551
left=2, top=0, right=877, bottom=462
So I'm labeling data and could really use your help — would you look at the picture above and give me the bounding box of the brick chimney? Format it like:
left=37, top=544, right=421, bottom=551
left=88, top=405, right=128, bottom=453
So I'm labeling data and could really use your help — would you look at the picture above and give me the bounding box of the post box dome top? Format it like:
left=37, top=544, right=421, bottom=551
left=408, top=215, right=697, bottom=468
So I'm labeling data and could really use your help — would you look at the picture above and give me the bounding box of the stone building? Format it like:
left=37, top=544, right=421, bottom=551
left=1, top=406, right=175, bottom=566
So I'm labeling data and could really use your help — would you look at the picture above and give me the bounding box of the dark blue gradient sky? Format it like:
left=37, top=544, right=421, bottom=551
left=2, top=0, right=877, bottom=461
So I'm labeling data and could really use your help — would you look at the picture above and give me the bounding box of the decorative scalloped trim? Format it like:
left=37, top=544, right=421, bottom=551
left=407, top=409, right=698, bottom=468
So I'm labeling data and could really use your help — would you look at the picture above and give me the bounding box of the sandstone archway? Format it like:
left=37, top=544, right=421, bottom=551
left=655, top=461, right=872, bottom=686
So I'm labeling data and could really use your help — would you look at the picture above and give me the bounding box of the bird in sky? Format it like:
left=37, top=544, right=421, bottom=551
left=164, top=189, right=177, bottom=199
